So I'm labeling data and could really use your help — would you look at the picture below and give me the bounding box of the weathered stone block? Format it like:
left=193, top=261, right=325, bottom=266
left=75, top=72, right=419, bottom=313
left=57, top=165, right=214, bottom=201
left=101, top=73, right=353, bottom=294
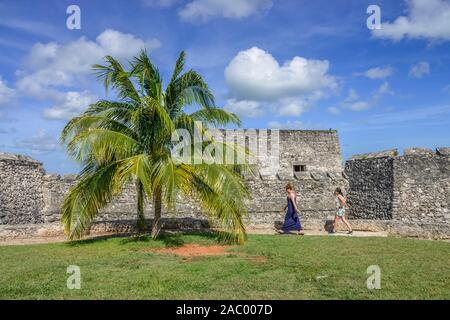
left=294, top=172, right=311, bottom=180
left=403, top=148, right=434, bottom=156
left=349, top=149, right=398, bottom=160
left=277, top=172, right=294, bottom=180
left=327, top=172, right=344, bottom=181
left=310, top=172, right=328, bottom=181
left=259, top=173, right=278, bottom=181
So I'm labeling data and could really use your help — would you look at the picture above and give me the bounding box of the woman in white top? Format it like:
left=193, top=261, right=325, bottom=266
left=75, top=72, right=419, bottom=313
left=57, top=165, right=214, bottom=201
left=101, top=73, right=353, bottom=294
left=331, top=188, right=353, bottom=234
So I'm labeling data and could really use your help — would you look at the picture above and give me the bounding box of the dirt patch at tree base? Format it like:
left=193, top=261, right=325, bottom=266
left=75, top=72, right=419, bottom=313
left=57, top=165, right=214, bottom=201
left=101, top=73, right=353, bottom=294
left=152, top=243, right=234, bottom=257
left=150, top=244, right=269, bottom=264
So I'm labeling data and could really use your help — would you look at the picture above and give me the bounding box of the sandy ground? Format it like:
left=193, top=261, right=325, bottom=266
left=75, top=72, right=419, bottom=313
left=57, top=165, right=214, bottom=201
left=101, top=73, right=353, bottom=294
left=0, top=232, right=135, bottom=246
left=247, top=229, right=388, bottom=237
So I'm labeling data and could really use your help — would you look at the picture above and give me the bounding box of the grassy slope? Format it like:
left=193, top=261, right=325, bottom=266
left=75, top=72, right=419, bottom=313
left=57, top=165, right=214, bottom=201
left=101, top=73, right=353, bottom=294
left=0, top=233, right=449, bottom=299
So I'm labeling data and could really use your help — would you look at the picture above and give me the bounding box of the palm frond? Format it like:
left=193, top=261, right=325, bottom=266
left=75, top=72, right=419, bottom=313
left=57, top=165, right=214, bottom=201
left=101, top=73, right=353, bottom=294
left=93, top=56, right=140, bottom=103
left=189, top=167, right=248, bottom=244
left=165, top=70, right=215, bottom=115
left=61, top=115, right=137, bottom=145
left=190, top=108, right=241, bottom=127
left=139, top=96, right=175, bottom=142
left=67, top=128, right=141, bottom=164
left=130, top=49, right=162, bottom=99
left=149, top=156, right=193, bottom=209
left=61, top=161, right=127, bottom=239
left=168, top=51, right=185, bottom=85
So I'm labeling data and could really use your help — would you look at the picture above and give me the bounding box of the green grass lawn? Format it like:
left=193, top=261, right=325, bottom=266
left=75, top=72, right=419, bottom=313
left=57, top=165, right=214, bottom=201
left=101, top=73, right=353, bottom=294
left=1, top=233, right=449, bottom=299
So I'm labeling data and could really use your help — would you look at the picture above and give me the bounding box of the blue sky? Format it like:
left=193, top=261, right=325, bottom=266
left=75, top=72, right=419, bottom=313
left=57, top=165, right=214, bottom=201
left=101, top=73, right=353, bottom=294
left=0, top=0, right=449, bottom=174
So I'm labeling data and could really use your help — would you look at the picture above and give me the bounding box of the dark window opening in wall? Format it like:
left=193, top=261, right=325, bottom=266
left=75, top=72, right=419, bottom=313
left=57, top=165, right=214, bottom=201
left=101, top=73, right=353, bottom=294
left=293, top=165, right=307, bottom=172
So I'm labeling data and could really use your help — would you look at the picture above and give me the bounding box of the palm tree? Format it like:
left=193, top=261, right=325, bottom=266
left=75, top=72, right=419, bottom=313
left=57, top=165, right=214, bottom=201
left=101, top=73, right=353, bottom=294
left=60, top=50, right=250, bottom=243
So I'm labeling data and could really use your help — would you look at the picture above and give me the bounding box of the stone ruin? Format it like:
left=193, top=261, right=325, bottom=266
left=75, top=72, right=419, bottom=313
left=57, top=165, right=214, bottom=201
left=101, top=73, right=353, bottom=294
left=345, top=147, right=450, bottom=238
left=0, top=130, right=449, bottom=240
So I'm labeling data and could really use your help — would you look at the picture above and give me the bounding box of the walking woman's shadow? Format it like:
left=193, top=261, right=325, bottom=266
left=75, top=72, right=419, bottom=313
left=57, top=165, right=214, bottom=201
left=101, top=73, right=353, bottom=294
left=324, top=220, right=335, bottom=233
left=274, top=219, right=336, bottom=234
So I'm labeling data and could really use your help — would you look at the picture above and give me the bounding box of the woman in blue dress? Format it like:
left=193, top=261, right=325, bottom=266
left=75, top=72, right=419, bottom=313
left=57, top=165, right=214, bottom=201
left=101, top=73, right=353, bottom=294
left=279, top=183, right=304, bottom=235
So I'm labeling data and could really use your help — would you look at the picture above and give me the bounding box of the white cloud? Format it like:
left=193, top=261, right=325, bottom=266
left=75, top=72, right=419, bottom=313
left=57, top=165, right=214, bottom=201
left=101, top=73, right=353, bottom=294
left=0, top=76, right=15, bottom=106
left=340, top=105, right=450, bottom=132
left=15, top=129, right=60, bottom=155
left=374, top=81, right=394, bottom=99
left=277, top=102, right=305, bottom=117
left=14, top=29, right=160, bottom=118
left=43, top=91, right=97, bottom=120
left=329, top=88, right=367, bottom=113
left=0, top=18, right=61, bottom=39
left=332, top=83, right=394, bottom=114
left=327, top=106, right=341, bottom=115
left=268, top=120, right=326, bottom=130
left=346, top=88, right=359, bottom=102
left=409, top=61, right=430, bottom=78
left=372, top=0, right=450, bottom=42
left=224, top=99, right=263, bottom=118
left=17, top=29, right=161, bottom=99
left=268, top=120, right=304, bottom=129
left=224, top=47, right=337, bottom=118
left=179, top=0, right=272, bottom=23
left=96, top=29, right=161, bottom=58
left=225, top=97, right=315, bottom=119
left=277, top=98, right=312, bottom=117
left=225, top=47, right=337, bottom=101
left=347, top=101, right=370, bottom=111
left=362, top=66, right=393, bottom=79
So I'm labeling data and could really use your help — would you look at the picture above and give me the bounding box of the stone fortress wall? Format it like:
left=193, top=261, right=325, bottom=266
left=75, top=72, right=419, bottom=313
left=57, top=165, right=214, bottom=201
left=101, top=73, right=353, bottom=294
left=345, top=147, right=450, bottom=238
left=1, top=130, right=449, bottom=240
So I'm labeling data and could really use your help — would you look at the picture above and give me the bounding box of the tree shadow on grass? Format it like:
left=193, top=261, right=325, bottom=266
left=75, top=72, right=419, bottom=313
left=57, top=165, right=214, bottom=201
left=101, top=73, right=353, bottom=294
left=65, top=233, right=135, bottom=247
left=118, top=233, right=183, bottom=247
left=64, top=230, right=236, bottom=248
left=119, top=231, right=219, bottom=248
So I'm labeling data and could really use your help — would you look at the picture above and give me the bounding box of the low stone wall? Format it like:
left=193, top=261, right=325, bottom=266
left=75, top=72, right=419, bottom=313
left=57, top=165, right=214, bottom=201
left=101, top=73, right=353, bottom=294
left=0, top=153, right=45, bottom=224
left=2, top=143, right=450, bottom=241
left=0, top=151, right=347, bottom=240
left=393, top=148, right=450, bottom=226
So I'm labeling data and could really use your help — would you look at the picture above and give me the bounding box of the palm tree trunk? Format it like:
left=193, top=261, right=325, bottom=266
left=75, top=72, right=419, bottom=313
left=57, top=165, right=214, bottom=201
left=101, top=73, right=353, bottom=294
left=151, top=189, right=162, bottom=239
left=136, top=180, right=146, bottom=233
